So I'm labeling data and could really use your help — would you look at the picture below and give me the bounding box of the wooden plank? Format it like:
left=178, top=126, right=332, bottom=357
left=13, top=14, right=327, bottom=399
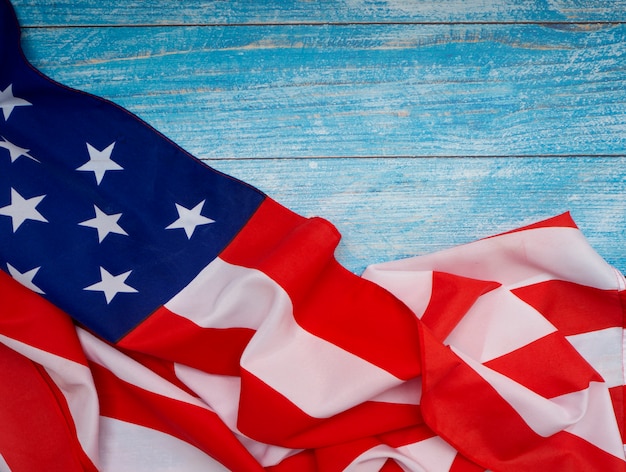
left=209, top=157, right=626, bottom=274
left=9, top=3, right=625, bottom=279
left=11, top=0, right=626, bottom=27
left=19, top=23, right=626, bottom=159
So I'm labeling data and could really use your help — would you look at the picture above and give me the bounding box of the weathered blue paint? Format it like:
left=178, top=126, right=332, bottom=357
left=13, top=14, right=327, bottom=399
left=10, top=1, right=626, bottom=277
left=11, top=0, right=626, bottom=26
left=19, top=23, right=626, bottom=158
left=210, top=157, right=626, bottom=274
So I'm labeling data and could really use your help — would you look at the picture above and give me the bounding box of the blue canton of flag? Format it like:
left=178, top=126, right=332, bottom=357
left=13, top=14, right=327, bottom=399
left=0, top=12, right=264, bottom=341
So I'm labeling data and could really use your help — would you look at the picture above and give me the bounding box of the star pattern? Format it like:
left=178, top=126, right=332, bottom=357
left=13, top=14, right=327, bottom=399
left=166, top=200, right=215, bottom=239
left=0, top=75, right=260, bottom=342
left=79, top=205, right=128, bottom=243
left=0, top=136, right=38, bottom=163
left=7, top=263, right=44, bottom=294
left=0, top=188, right=48, bottom=232
left=76, top=142, right=123, bottom=185
left=84, top=267, right=138, bottom=304
left=0, top=84, right=32, bottom=121
left=0, top=83, right=220, bottom=313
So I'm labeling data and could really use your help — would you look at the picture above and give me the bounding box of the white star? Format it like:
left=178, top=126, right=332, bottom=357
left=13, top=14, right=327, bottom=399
left=76, top=142, right=122, bottom=185
left=7, top=264, right=45, bottom=294
left=83, top=267, right=138, bottom=304
left=79, top=205, right=128, bottom=243
left=0, top=84, right=32, bottom=121
left=0, top=136, right=38, bottom=163
left=165, top=199, right=215, bottom=239
left=0, top=188, right=48, bottom=232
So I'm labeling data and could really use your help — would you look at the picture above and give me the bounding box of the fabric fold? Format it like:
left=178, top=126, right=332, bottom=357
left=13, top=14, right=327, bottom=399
left=0, top=0, right=625, bottom=470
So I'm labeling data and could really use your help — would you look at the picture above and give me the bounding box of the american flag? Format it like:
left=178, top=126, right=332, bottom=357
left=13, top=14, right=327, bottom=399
left=1, top=0, right=625, bottom=470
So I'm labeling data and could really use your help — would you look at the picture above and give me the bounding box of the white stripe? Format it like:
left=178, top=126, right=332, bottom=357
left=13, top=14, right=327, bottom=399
left=0, top=453, right=12, bottom=472
left=623, top=327, right=626, bottom=394
left=344, top=442, right=456, bottom=472
left=98, top=417, right=228, bottom=472
left=216, top=270, right=404, bottom=417
left=164, top=257, right=276, bottom=330
left=398, top=436, right=458, bottom=472
left=0, top=333, right=100, bottom=467
left=174, top=365, right=300, bottom=467
left=453, top=347, right=589, bottom=436
left=362, top=268, right=433, bottom=319
left=174, top=366, right=241, bottom=429
left=454, top=348, right=625, bottom=459
left=236, top=433, right=302, bottom=468
left=242, top=306, right=405, bottom=417
left=342, top=445, right=390, bottom=472
left=172, top=258, right=406, bottom=417
left=503, top=273, right=555, bottom=291
left=77, top=329, right=208, bottom=410
left=444, top=287, right=557, bottom=362
left=614, top=268, right=626, bottom=291
left=370, top=377, right=422, bottom=405
left=162, top=255, right=409, bottom=419
left=558, top=382, right=626, bottom=461
left=364, top=227, right=618, bottom=290
left=566, top=327, right=624, bottom=388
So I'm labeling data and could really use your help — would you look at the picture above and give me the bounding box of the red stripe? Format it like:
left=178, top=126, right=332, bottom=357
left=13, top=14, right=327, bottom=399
left=113, top=345, right=199, bottom=398
left=419, top=321, right=626, bottom=471
left=89, top=361, right=264, bottom=471
left=449, top=453, right=486, bottom=472
left=420, top=272, right=500, bottom=341
left=118, top=306, right=254, bottom=376
left=292, top=260, right=420, bottom=379
left=34, top=363, right=98, bottom=472
left=266, top=450, right=318, bottom=472
left=237, top=369, right=423, bottom=449
left=221, top=197, right=421, bottom=380
left=621, top=290, right=626, bottom=328
left=0, top=270, right=87, bottom=365
left=512, top=280, right=622, bottom=336
left=220, top=198, right=339, bottom=304
left=379, top=424, right=437, bottom=448
left=484, top=331, right=603, bottom=398
left=614, top=290, right=626, bottom=447
left=488, top=212, right=578, bottom=239
left=380, top=459, right=406, bottom=472
left=0, top=343, right=96, bottom=472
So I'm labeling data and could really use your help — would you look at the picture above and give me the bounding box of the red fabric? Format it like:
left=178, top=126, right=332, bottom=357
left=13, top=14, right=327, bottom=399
left=1, top=211, right=624, bottom=471
left=0, top=344, right=95, bottom=472
left=513, top=280, right=623, bottom=335
left=484, top=331, right=604, bottom=398
left=221, top=198, right=422, bottom=380
left=420, top=272, right=500, bottom=340
left=91, top=361, right=264, bottom=471
left=419, top=322, right=624, bottom=470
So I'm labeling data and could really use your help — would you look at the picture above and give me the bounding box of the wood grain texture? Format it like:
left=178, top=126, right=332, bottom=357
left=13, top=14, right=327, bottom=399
left=19, top=23, right=626, bottom=159
left=10, top=0, right=626, bottom=275
left=210, top=157, right=626, bottom=273
left=11, top=0, right=626, bottom=26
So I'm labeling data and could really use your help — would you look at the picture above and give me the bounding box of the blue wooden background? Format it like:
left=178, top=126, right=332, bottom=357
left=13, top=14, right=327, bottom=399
left=12, top=0, right=626, bottom=275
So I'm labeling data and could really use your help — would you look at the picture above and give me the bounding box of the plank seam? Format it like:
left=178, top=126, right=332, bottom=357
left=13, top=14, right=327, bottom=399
left=20, top=21, right=626, bottom=29
left=200, top=154, right=626, bottom=162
